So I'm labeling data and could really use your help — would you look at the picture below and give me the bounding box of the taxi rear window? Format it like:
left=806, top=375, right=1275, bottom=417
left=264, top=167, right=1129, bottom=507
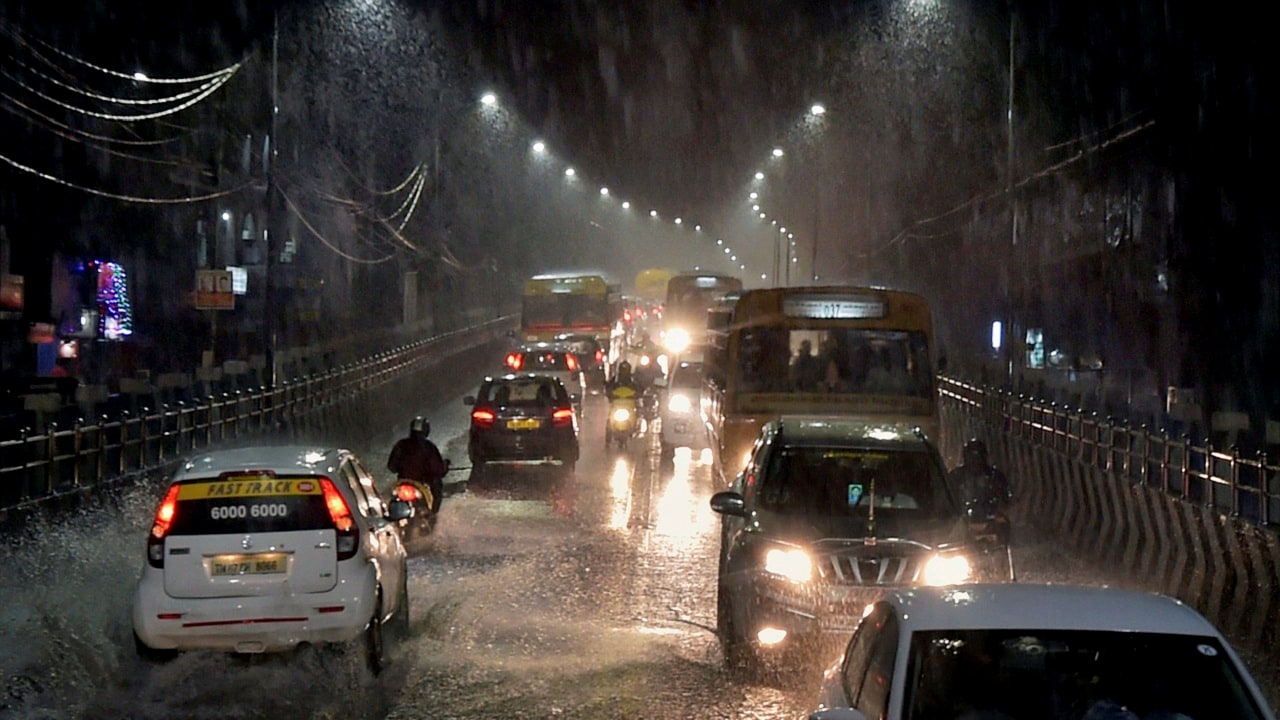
left=166, top=475, right=335, bottom=535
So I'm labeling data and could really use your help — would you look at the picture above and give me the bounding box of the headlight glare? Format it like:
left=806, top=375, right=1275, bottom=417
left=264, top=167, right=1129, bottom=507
left=764, top=547, right=813, bottom=583
left=664, top=328, right=691, bottom=353
left=922, top=553, right=971, bottom=586
left=667, top=393, right=693, bottom=414
left=611, top=407, right=632, bottom=422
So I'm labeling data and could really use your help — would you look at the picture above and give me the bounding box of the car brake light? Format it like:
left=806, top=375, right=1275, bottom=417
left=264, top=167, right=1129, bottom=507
left=505, top=352, right=522, bottom=370
left=623, top=310, right=631, bottom=322
left=320, top=478, right=359, bottom=560
left=595, top=349, right=605, bottom=364
left=552, top=407, right=574, bottom=427
left=565, top=354, right=578, bottom=372
left=472, top=408, right=496, bottom=428
left=146, top=484, right=182, bottom=568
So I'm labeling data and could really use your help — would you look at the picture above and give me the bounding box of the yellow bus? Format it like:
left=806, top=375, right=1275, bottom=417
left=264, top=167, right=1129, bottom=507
left=705, top=286, right=939, bottom=479
left=520, top=274, right=619, bottom=345
left=661, top=272, right=743, bottom=354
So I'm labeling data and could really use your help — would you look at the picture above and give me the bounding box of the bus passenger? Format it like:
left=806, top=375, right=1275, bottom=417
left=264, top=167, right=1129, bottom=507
left=790, top=340, right=824, bottom=391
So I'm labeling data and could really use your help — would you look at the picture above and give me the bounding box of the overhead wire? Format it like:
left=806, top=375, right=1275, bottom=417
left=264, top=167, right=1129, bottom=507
left=279, top=186, right=396, bottom=265
left=0, top=64, right=238, bottom=122
left=873, top=118, right=1158, bottom=256
left=0, top=150, right=251, bottom=203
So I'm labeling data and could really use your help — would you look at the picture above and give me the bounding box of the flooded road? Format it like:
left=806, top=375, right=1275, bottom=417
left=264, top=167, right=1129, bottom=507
left=2, top=379, right=1275, bottom=719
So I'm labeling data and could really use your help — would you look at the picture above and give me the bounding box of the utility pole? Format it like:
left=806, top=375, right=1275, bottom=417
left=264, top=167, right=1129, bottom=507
left=263, top=8, right=280, bottom=387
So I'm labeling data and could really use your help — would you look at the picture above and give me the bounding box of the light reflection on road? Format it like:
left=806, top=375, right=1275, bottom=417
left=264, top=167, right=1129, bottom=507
left=607, top=456, right=633, bottom=531
left=653, top=448, right=710, bottom=541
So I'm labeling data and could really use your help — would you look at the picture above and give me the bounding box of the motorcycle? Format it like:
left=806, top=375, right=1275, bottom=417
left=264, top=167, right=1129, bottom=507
left=392, top=461, right=455, bottom=544
left=605, top=386, right=641, bottom=449
left=965, top=503, right=1016, bottom=582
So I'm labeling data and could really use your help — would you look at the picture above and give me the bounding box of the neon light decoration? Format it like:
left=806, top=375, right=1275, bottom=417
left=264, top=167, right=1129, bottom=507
left=89, top=260, right=133, bottom=340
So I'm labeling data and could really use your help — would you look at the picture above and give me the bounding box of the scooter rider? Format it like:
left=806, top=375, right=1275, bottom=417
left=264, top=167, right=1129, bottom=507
left=388, top=416, right=449, bottom=514
left=608, top=360, right=639, bottom=396
left=948, top=438, right=1012, bottom=517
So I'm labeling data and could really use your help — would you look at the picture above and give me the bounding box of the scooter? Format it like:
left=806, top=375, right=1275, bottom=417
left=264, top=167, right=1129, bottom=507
left=605, top=386, right=641, bottom=450
left=965, top=503, right=1016, bottom=582
left=392, top=461, right=459, bottom=544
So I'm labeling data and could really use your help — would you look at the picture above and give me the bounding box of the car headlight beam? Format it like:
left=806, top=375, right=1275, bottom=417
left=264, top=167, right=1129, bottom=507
left=922, top=553, right=971, bottom=586
left=667, top=393, right=693, bottom=414
left=764, top=547, right=814, bottom=583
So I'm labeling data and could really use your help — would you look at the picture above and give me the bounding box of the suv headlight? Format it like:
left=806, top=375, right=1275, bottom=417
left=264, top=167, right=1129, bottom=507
left=921, top=553, right=972, bottom=586
left=764, top=547, right=814, bottom=583
left=667, top=392, right=693, bottom=414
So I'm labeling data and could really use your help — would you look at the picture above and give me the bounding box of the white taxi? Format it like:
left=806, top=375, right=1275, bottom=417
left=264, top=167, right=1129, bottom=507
left=131, top=445, right=413, bottom=674
left=810, top=583, right=1276, bottom=720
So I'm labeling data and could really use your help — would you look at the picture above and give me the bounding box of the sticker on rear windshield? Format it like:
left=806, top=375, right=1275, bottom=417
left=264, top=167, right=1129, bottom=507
left=177, top=478, right=321, bottom=500
left=847, top=484, right=864, bottom=507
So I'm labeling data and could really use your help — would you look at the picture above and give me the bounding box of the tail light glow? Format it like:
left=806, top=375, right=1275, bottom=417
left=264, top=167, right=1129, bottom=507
left=505, top=352, right=523, bottom=370
left=552, top=407, right=574, bottom=427
left=147, top=484, right=182, bottom=568
left=472, top=408, right=496, bottom=428
left=565, top=354, right=579, bottom=372
left=320, top=478, right=359, bottom=560
left=395, top=483, right=423, bottom=503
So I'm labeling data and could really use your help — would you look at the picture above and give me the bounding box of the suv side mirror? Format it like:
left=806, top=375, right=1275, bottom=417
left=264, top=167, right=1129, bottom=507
left=709, top=490, right=746, bottom=517
left=463, top=395, right=476, bottom=405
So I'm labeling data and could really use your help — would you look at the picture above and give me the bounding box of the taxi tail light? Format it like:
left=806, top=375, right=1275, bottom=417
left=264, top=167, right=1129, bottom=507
left=565, top=354, right=579, bottom=372
left=552, top=407, right=574, bottom=427
left=320, top=478, right=359, bottom=560
left=504, top=352, right=523, bottom=370
left=147, top=484, right=182, bottom=568
left=471, top=408, right=496, bottom=428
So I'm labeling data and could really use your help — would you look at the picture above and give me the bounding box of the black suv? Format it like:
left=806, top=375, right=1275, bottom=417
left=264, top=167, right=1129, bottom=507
left=710, top=416, right=984, bottom=672
left=465, top=374, right=580, bottom=482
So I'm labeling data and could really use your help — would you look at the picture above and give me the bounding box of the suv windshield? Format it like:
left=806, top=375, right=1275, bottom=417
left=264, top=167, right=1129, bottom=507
left=756, top=446, right=955, bottom=520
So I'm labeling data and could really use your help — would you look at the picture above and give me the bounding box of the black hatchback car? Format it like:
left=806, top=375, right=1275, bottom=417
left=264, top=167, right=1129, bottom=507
left=464, top=373, right=580, bottom=482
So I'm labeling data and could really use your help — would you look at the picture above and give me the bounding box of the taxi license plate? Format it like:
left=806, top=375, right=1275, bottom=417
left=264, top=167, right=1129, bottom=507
left=506, top=418, right=541, bottom=430
left=210, top=553, right=287, bottom=577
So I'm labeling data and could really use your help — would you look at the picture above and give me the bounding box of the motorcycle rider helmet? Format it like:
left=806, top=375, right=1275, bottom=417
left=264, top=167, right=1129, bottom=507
left=962, top=438, right=988, bottom=466
left=411, top=416, right=430, bottom=437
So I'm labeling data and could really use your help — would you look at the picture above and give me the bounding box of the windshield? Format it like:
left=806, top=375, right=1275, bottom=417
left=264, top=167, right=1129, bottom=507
left=736, top=327, right=933, bottom=398
left=905, top=629, right=1266, bottom=720
left=756, top=446, right=955, bottom=520
left=522, top=294, right=609, bottom=329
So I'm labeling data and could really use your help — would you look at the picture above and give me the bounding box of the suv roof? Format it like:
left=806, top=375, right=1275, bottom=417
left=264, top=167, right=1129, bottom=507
left=765, top=415, right=934, bottom=450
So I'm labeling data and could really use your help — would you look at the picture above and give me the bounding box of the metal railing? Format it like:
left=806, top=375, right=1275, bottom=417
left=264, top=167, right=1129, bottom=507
left=0, top=317, right=511, bottom=514
left=940, top=376, right=1280, bottom=527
